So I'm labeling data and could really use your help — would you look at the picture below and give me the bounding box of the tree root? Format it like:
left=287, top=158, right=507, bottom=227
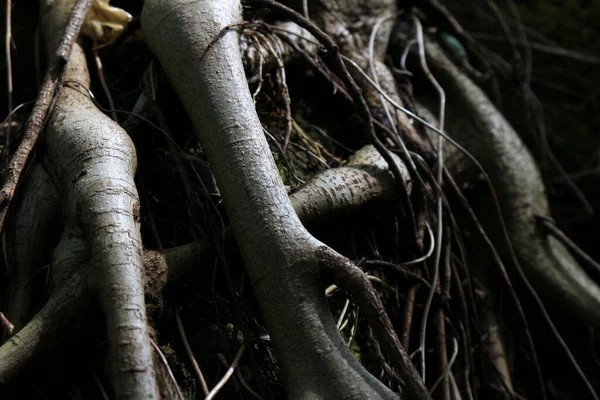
left=34, top=1, right=159, bottom=398
left=0, top=133, right=408, bottom=393
left=400, top=33, right=598, bottom=398
left=3, top=163, right=60, bottom=334
left=0, top=272, right=87, bottom=385
left=0, top=0, right=93, bottom=229
left=6, top=1, right=593, bottom=398
left=413, top=35, right=600, bottom=328
left=0, top=145, right=408, bottom=390
left=0, top=219, right=89, bottom=385
left=290, top=145, right=409, bottom=223
left=142, top=0, right=427, bottom=398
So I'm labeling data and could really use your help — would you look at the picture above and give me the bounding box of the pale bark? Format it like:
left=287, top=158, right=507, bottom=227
left=290, top=145, right=409, bottom=222
left=3, top=1, right=593, bottom=398
left=142, top=0, right=426, bottom=398
left=0, top=142, right=408, bottom=388
left=3, top=164, right=59, bottom=334
left=414, top=36, right=600, bottom=327
left=0, top=227, right=88, bottom=384
left=38, top=1, right=158, bottom=398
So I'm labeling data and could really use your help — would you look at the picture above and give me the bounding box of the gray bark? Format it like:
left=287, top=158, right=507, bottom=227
left=142, top=0, right=416, bottom=398
left=414, top=37, right=600, bottom=327
left=38, top=1, right=158, bottom=398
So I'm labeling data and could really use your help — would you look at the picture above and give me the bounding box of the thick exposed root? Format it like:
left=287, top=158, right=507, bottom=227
left=312, top=0, right=429, bottom=155
left=142, top=0, right=427, bottom=398
left=412, top=36, right=600, bottom=327
left=0, top=142, right=407, bottom=389
left=5, top=1, right=594, bottom=398
left=0, top=273, right=86, bottom=385
left=0, top=224, right=89, bottom=385
left=291, top=145, right=409, bottom=222
left=37, top=1, right=158, bottom=398
left=3, top=164, right=60, bottom=334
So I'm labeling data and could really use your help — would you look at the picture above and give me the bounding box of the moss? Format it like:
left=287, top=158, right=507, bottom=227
left=349, top=341, right=362, bottom=363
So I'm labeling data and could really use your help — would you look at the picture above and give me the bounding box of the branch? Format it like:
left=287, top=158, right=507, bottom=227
left=0, top=0, right=93, bottom=231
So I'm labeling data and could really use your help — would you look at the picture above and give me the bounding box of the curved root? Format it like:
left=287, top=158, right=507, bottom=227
left=416, top=36, right=600, bottom=327
left=142, top=0, right=427, bottom=398
left=3, top=164, right=60, bottom=334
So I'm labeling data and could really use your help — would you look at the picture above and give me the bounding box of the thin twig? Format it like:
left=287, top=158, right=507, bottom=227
left=5, top=0, right=13, bottom=165
left=206, top=344, right=246, bottom=400
left=175, top=306, right=210, bottom=396
left=92, top=39, right=118, bottom=122
left=250, top=30, right=293, bottom=152
left=451, top=263, right=475, bottom=400
left=367, top=13, right=429, bottom=196
left=302, top=0, right=309, bottom=20
left=402, top=283, right=418, bottom=349
left=433, top=246, right=451, bottom=399
left=0, top=101, right=34, bottom=127
left=336, top=298, right=351, bottom=329
left=151, top=340, right=185, bottom=400
left=347, top=307, right=359, bottom=347
left=429, top=338, right=458, bottom=395
left=89, top=365, right=110, bottom=400
left=0, top=311, right=14, bottom=336
left=538, top=216, right=600, bottom=280
left=400, top=38, right=417, bottom=70
left=248, top=35, right=265, bottom=101
left=414, top=15, right=446, bottom=382
left=363, top=259, right=432, bottom=289
left=399, top=222, right=435, bottom=266
left=230, top=356, right=264, bottom=400
left=471, top=32, right=600, bottom=65
left=449, top=372, right=463, bottom=400
left=0, top=0, right=94, bottom=231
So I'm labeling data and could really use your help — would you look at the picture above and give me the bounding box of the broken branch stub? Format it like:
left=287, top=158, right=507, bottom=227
left=142, top=0, right=427, bottom=398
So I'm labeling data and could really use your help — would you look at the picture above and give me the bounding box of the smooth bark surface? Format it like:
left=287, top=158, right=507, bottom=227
left=417, top=37, right=600, bottom=327
left=142, top=0, right=415, bottom=398
left=39, top=1, right=158, bottom=398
